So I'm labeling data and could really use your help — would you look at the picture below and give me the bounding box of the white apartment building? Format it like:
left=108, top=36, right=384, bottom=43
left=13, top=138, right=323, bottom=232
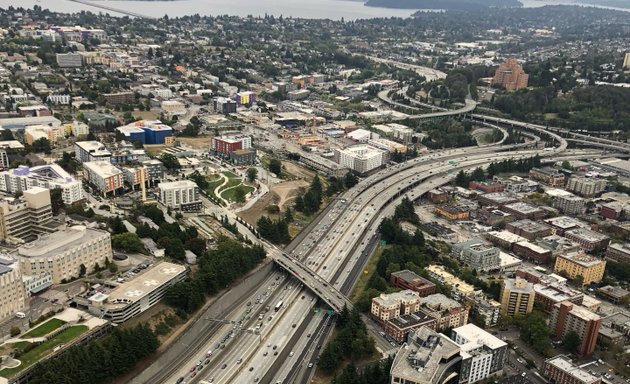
left=567, top=177, right=607, bottom=197
left=0, top=256, right=28, bottom=321
left=46, top=94, right=71, bottom=105
left=333, top=144, right=387, bottom=174
left=82, top=161, right=124, bottom=196
left=75, top=141, right=111, bottom=163
left=452, top=324, right=508, bottom=384
left=18, top=225, right=112, bottom=284
left=158, top=180, right=201, bottom=211
left=56, top=53, right=82, bottom=68
left=0, top=164, right=84, bottom=205
left=71, top=121, right=90, bottom=137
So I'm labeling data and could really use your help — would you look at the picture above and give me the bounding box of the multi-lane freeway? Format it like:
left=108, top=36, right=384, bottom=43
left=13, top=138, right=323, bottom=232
left=129, top=93, right=624, bottom=384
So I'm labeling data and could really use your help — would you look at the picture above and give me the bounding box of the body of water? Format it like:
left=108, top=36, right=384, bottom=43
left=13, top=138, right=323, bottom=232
left=0, top=0, right=415, bottom=20
left=0, top=0, right=626, bottom=21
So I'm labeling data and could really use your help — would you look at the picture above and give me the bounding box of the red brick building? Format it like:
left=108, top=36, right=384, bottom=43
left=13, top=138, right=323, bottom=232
left=390, top=270, right=437, bottom=297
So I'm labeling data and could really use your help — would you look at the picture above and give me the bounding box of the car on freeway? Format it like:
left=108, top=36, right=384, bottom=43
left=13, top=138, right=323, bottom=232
left=221, top=364, right=227, bottom=369
left=308, top=363, right=313, bottom=368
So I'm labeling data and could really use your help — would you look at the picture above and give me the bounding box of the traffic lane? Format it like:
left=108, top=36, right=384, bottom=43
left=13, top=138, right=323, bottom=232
left=506, top=350, right=545, bottom=384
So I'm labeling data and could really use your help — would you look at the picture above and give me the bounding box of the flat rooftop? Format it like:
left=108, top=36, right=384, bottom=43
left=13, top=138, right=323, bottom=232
left=546, top=355, right=598, bottom=384
left=504, top=202, right=544, bottom=214
left=83, top=161, right=122, bottom=177
left=559, top=251, right=605, bottom=267
left=545, top=216, right=588, bottom=230
left=18, top=226, right=107, bottom=258
left=95, top=261, right=187, bottom=309
left=453, top=323, right=507, bottom=350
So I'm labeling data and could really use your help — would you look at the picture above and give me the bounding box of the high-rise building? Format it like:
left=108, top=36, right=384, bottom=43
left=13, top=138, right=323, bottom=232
left=451, top=324, right=508, bottom=384
left=0, top=187, right=54, bottom=243
left=75, top=141, right=112, bottom=163
left=566, top=177, right=607, bottom=197
left=158, top=180, right=201, bottom=211
left=491, top=58, right=529, bottom=91
left=0, top=256, right=28, bottom=321
left=623, top=52, right=630, bottom=70
left=500, top=277, right=535, bottom=317
left=549, top=301, right=601, bottom=357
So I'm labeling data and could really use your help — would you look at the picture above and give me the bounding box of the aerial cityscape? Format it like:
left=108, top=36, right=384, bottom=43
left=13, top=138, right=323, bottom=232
left=0, top=1, right=628, bottom=384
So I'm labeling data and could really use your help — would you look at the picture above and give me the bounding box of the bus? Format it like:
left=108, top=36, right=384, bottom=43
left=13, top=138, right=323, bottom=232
left=275, top=300, right=284, bottom=312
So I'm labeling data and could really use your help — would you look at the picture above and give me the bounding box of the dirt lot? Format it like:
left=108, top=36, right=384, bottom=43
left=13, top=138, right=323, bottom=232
left=282, top=161, right=316, bottom=180
left=238, top=180, right=308, bottom=226
left=177, top=136, right=212, bottom=149
left=134, top=111, right=159, bottom=120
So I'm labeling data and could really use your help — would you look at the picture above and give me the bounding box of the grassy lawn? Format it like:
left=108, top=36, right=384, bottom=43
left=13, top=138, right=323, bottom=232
left=22, top=318, right=66, bottom=339
left=0, top=325, right=88, bottom=378
left=349, top=246, right=383, bottom=303
left=221, top=185, right=255, bottom=202
left=223, top=171, right=240, bottom=179
left=218, top=173, right=243, bottom=193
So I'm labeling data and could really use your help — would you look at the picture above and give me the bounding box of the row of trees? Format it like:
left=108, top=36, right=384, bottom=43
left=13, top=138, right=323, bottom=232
left=165, top=238, right=266, bottom=313
left=454, top=155, right=542, bottom=187
left=325, top=171, right=359, bottom=196
left=28, top=324, right=159, bottom=384
left=317, top=306, right=376, bottom=374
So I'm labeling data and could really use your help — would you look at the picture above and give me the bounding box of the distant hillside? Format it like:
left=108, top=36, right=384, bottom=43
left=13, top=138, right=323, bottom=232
left=365, top=0, right=522, bottom=10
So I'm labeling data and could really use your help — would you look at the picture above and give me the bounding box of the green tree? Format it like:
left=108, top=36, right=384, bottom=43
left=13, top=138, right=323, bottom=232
left=56, top=152, right=80, bottom=173
left=160, top=153, right=181, bottom=171
left=246, top=167, right=258, bottom=182
left=112, top=232, right=144, bottom=252
left=79, top=263, right=87, bottom=277
left=10, top=326, right=20, bottom=337
left=50, top=188, right=65, bottom=215
left=563, top=330, right=581, bottom=354
left=269, top=158, right=282, bottom=176
left=233, top=187, right=246, bottom=203
left=344, top=171, right=359, bottom=188
left=30, top=138, right=52, bottom=153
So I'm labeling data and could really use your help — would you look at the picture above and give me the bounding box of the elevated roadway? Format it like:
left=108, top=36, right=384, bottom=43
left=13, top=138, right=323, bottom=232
left=68, top=0, right=154, bottom=18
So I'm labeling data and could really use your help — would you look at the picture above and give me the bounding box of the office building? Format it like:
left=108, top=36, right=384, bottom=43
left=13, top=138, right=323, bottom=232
left=554, top=251, right=606, bottom=286
left=371, top=290, right=421, bottom=323
left=333, top=144, right=387, bottom=175
left=0, top=164, right=84, bottom=205
left=87, top=261, right=186, bottom=323
left=506, top=219, right=551, bottom=240
left=0, top=256, right=28, bottom=321
left=451, top=239, right=501, bottom=272
left=56, top=53, right=82, bottom=68
left=82, top=161, right=124, bottom=196
left=596, top=285, right=630, bottom=305
left=564, top=228, right=609, bottom=252
left=566, top=177, right=607, bottom=197
left=75, top=141, right=111, bottom=163
left=500, top=277, right=535, bottom=317
left=549, top=301, right=601, bottom=357
left=543, top=355, right=600, bottom=384
left=529, top=167, right=566, bottom=186
left=419, top=294, right=470, bottom=331
left=451, top=324, right=508, bottom=384
left=116, top=120, right=173, bottom=145
left=158, top=180, right=201, bottom=211
left=390, top=270, right=436, bottom=297
left=24, top=124, right=64, bottom=145
left=0, top=187, right=53, bottom=243
left=18, top=225, right=112, bottom=284
left=624, top=52, right=630, bottom=70
left=491, top=58, right=528, bottom=91
left=161, top=100, right=186, bottom=115
left=390, top=327, right=462, bottom=384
